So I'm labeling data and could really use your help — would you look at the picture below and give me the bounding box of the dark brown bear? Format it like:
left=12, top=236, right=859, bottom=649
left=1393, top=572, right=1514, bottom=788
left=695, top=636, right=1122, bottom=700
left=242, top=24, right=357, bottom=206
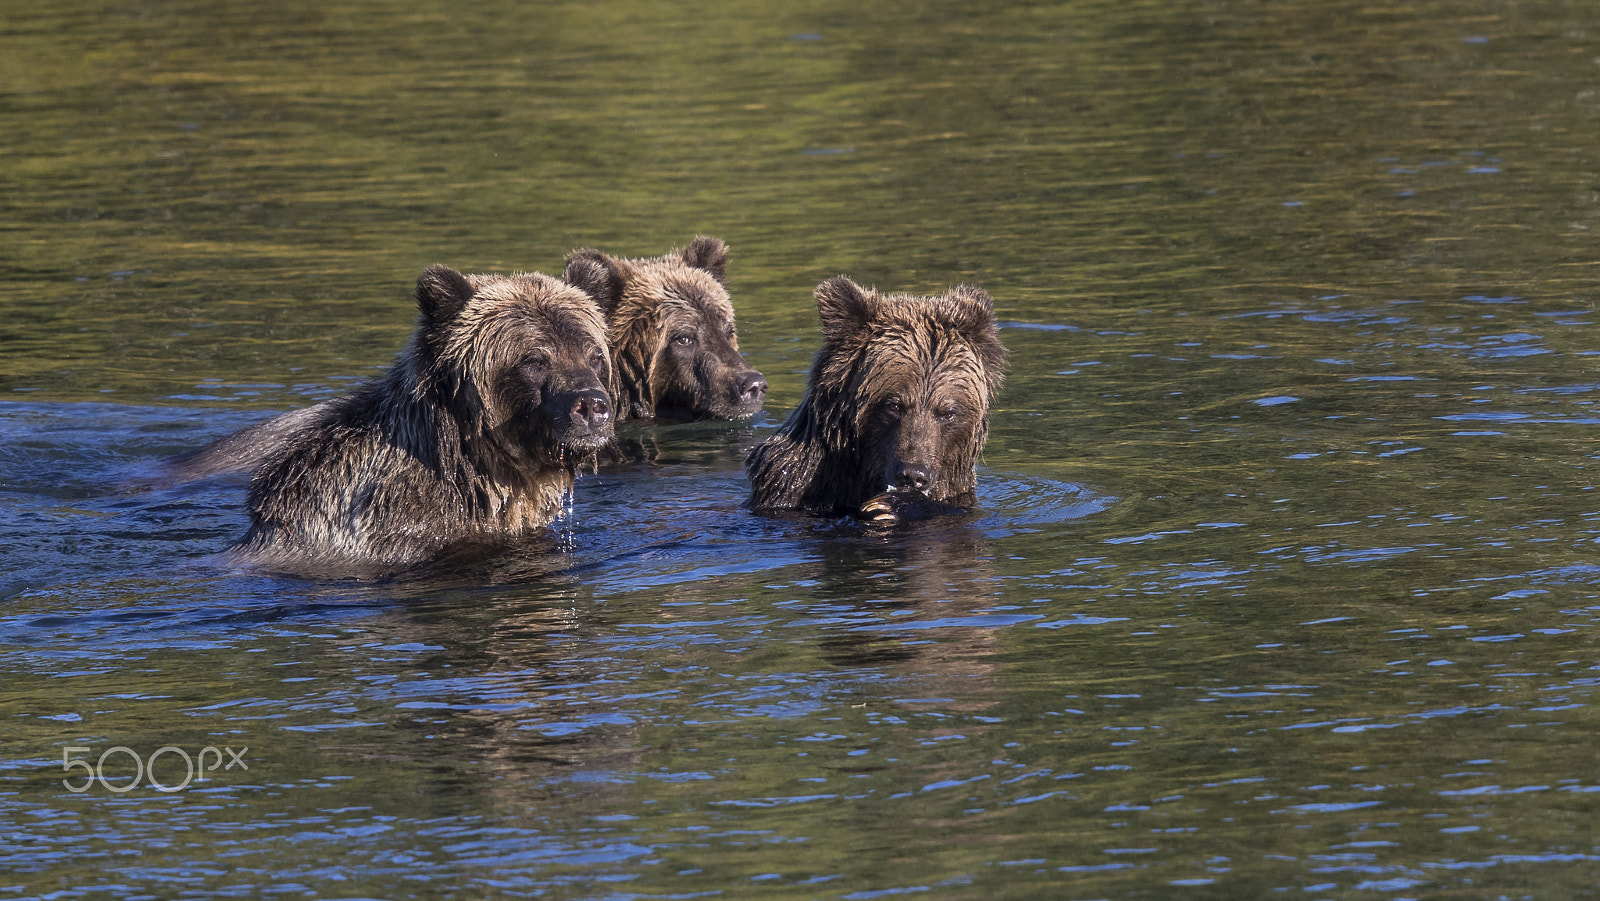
left=224, top=266, right=613, bottom=576
left=562, top=236, right=767, bottom=422
left=744, top=276, right=1006, bottom=523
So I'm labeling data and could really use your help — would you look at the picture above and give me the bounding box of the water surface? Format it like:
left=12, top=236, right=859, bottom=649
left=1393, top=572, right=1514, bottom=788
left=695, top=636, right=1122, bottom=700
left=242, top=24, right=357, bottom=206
left=4, top=0, right=1600, bottom=897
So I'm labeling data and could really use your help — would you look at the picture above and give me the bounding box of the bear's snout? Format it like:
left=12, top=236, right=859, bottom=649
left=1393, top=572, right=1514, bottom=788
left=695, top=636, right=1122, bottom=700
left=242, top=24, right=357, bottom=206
left=568, top=388, right=612, bottom=432
left=733, top=369, right=768, bottom=412
left=893, top=461, right=933, bottom=495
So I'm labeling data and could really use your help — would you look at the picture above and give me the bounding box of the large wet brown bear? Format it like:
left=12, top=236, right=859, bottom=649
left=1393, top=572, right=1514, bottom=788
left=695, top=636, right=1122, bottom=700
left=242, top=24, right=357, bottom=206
left=562, top=236, right=767, bottom=422
left=222, top=266, right=613, bottom=575
left=744, top=276, right=1006, bottom=522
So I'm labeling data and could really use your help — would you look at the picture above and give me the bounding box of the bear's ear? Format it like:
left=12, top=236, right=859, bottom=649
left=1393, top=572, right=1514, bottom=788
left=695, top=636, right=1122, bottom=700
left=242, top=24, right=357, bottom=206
left=416, top=265, right=476, bottom=326
left=948, top=284, right=1008, bottom=381
left=947, top=285, right=998, bottom=334
left=680, top=236, right=729, bottom=283
left=814, top=276, right=875, bottom=342
left=563, top=250, right=627, bottom=316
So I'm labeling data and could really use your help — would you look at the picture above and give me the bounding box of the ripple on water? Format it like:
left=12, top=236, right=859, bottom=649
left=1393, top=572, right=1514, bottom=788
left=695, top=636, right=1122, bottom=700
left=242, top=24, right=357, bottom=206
left=1, top=403, right=1113, bottom=643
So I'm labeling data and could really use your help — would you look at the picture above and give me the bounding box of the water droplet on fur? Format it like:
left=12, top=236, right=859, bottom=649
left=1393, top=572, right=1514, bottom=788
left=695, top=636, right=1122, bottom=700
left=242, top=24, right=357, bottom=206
left=551, top=483, right=578, bottom=553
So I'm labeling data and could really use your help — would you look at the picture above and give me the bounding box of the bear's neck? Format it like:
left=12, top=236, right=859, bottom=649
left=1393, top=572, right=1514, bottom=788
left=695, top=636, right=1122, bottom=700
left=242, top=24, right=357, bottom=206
left=486, top=472, right=575, bottom=534
left=371, top=369, right=577, bottom=530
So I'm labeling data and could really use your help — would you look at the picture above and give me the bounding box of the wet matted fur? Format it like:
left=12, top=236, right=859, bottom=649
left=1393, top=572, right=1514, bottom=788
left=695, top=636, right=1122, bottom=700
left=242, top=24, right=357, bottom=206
left=226, top=266, right=613, bottom=576
left=745, top=276, right=1007, bottom=522
left=563, top=236, right=767, bottom=422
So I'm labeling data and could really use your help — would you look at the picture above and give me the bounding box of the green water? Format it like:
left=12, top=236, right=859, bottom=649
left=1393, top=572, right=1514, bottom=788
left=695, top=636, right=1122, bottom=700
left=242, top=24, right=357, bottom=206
left=4, top=0, right=1600, bottom=897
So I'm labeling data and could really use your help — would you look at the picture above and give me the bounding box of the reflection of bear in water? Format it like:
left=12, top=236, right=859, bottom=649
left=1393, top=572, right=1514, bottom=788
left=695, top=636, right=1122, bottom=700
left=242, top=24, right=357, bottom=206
left=563, top=236, right=767, bottom=423
left=813, top=522, right=1001, bottom=669
left=745, top=276, right=1007, bottom=522
left=223, top=266, right=613, bottom=576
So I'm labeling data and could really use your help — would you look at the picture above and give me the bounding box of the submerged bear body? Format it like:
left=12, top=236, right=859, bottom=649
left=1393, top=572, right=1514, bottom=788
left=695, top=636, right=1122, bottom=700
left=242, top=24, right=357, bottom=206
left=745, top=276, right=1007, bottom=522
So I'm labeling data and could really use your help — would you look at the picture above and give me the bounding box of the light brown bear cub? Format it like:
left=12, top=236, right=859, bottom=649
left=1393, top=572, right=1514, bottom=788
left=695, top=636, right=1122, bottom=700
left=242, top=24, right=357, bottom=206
left=225, top=266, right=613, bottom=575
left=563, top=236, right=766, bottom=422
left=745, top=276, right=1006, bottom=523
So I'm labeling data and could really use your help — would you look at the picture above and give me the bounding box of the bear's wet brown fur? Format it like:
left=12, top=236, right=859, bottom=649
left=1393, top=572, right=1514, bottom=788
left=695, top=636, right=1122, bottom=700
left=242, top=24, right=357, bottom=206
left=228, top=266, right=613, bottom=576
left=563, top=236, right=766, bottom=422
left=744, top=276, right=1006, bottom=522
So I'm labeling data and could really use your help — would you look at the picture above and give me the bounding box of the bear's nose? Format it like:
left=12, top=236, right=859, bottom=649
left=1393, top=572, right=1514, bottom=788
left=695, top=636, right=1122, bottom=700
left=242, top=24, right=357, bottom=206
left=895, top=462, right=931, bottom=494
left=571, top=390, right=611, bottom=427
left=738, top=371, right=768, bottom=404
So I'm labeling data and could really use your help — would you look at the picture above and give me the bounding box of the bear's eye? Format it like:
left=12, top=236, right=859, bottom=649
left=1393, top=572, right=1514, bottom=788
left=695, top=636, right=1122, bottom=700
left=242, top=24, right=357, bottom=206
left=883, top=398, right=905, bottom=418
left=523, top=352, right=550, bottom=371
left=672, top=333, right=696, bottom=347
left=588, top=347, right=605, bottom=369
left=725, top=325, right=736, bottom=340
left=936, top=404, right=960, bottom=423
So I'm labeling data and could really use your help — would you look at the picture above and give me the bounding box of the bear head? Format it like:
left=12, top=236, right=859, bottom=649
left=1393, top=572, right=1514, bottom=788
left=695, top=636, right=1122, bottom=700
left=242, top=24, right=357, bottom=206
left=562, top=236, right=767, bottom=423
left=412, top=265, right=614, bottom=468
left=746, top=276, right=1007, bottom=518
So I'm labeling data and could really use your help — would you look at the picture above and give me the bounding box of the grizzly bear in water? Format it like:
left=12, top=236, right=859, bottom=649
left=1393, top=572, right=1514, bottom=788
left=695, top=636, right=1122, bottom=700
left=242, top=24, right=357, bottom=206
left=744, top=276, right=1006, bottom=523
left=562, top=236, right=767, bottom=422
left=221, top=266, right=613, bottom=575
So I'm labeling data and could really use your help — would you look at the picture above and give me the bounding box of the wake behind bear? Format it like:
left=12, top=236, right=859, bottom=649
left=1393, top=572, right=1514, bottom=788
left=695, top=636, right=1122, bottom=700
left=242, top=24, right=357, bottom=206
left=215, top=266, right=614, bottom=577
left=744, top=276, right=1008, bottom=523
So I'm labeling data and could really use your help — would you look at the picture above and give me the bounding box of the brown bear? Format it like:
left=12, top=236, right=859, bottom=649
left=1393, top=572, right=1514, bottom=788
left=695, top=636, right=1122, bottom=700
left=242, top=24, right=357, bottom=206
left=222, top=266, right=613, bottom=576
left=562, top=236, right=767, bottom=422
left=744, top=276, right=1006, bottom=523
